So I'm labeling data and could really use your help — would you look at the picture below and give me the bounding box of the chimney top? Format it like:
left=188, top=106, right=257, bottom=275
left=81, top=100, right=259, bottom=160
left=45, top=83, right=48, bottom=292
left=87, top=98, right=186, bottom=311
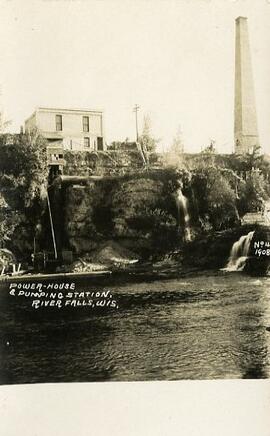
left=236, top=16, right=248, bottom=21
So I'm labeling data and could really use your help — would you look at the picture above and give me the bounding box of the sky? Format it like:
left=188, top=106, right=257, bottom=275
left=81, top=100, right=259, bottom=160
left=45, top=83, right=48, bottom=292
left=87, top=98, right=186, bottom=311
left=0, top=0, right=270, bottom=153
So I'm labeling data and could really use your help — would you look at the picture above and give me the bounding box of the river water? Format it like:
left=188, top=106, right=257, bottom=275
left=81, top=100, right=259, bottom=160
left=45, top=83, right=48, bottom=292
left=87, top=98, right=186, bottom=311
left=0, top=271, right=270, bottom=384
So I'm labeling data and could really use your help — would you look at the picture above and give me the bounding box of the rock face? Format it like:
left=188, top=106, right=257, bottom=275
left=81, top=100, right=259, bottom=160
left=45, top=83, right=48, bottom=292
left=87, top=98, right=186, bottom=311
left=46, top=167, right=245, bottom=261
left=110, top=177, right=178, bottom=256
left=181, top=227, right=254, bottom=270
left=245, top=226, right=270, bottom=275
left=180, top=224, right=270, bottom=275
left=64, top=184, right=98, bottom=254
left=42, top=164, right=268, bottom=274
left=58, top=170, right=181, bottom=257
left=70, top=241, right=139, bottom=273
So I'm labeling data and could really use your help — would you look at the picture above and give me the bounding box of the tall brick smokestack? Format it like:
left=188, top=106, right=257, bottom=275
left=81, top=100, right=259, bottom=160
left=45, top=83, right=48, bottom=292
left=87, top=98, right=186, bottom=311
left=234, top=17, right=260, bottom=154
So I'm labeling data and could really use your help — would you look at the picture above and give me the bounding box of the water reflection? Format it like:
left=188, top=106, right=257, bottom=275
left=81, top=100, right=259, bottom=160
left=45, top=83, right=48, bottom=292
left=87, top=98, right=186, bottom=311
left=0, top=273, right=270, bottom=384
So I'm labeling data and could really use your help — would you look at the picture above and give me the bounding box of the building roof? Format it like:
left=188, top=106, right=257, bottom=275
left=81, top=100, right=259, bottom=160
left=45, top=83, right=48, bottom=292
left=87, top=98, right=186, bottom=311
left=38, top=106, right=103, bottom=113
left=25, top=106, right=103, bottom=125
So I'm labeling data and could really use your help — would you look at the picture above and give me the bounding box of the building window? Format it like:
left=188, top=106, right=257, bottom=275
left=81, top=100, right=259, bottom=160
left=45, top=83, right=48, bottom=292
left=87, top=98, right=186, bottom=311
left=84, top=137, right=90, bottom=148
left=83, top=116, right=89, bottom=132
left=56, top=114, right=62, bottom=131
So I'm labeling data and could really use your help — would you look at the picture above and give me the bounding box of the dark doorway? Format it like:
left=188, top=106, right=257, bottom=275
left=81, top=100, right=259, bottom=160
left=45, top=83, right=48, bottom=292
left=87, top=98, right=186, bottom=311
left=97, top=137, right=103, bottom=151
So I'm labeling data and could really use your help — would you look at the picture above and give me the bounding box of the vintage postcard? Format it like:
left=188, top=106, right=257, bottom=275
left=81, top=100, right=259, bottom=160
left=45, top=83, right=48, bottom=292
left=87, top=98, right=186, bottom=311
left=0, top=0, right=270, bottom=394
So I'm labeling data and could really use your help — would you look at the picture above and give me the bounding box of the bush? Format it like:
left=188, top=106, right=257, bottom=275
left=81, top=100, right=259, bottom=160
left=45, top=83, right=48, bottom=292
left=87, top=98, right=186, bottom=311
left=0, top=131, right=48, bottom=256
left=190, top=167, right=238, bottom=230
left=237, top=171, right=270, bottom=216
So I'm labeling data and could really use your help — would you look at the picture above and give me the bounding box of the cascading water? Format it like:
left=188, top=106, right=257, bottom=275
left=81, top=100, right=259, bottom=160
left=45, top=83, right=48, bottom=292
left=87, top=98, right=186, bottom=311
left=223, top=231, right=255, bottom=271
left=175, top=188, right=191, bottom=242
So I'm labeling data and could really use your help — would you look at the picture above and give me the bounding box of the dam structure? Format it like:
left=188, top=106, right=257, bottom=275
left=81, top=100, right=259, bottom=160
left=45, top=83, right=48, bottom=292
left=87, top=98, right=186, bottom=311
left=234, top=16, right=260, bottom=155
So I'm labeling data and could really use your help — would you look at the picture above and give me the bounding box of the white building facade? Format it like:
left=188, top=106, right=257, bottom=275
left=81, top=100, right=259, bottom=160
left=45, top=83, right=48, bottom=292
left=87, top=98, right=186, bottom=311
left=25, top=107, right=105, bottom=151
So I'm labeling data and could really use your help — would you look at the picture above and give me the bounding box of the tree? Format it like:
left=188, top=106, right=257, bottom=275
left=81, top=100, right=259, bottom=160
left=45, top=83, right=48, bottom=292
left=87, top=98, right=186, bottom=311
left=0, top=129, right=48, bottom=256
left=191, top=168, right=238, bottom=231
left=138, top=114, right=159, bottom=153
left=0, top=111, right=12, bottom=133
left=242, top=144, right=263, bottom=171
left=202, top=139, right=216, bottom=154
left=237, top=170, right=270, bottom=216
left=206, top=169, right=237, bottom=229
left=0, top=129, right=48, bottom=207
left=164, top=125, right=185, bottom=168
left=0, top=85, right=12, bottom=133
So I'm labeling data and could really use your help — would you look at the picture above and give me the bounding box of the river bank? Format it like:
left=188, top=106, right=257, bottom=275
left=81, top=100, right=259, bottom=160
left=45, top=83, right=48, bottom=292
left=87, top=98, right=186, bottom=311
left=1, top=222, right=270, bottom=283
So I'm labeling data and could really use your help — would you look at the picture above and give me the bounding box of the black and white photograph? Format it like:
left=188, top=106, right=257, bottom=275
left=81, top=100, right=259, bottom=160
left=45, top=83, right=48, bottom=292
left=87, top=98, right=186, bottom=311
left=0, top=0, right=270, bottom=391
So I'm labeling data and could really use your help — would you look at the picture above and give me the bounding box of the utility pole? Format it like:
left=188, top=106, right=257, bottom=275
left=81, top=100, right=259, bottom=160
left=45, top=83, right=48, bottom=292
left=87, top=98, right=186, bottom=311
left=133, top=104, right=140, bottom=142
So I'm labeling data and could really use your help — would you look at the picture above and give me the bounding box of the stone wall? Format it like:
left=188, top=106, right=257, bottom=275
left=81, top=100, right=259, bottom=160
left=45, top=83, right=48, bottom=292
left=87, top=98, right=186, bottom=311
left=63, top=149, right=152, bottom=177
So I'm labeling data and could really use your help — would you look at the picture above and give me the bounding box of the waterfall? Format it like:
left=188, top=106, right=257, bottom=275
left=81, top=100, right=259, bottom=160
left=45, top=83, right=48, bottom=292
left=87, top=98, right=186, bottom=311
left=223, top=231, right=254, bottom=271
left=176, top=188, right=191, bottom=242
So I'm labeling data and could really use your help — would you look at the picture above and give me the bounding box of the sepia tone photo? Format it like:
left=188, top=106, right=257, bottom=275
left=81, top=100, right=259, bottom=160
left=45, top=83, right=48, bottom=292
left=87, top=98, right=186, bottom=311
left=0, top=0, right=270, bottom=386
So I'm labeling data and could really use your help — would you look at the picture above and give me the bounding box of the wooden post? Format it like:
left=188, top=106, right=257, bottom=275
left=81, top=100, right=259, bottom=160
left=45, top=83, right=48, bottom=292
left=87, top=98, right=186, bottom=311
left=46, top=191, right=58, bottom=260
